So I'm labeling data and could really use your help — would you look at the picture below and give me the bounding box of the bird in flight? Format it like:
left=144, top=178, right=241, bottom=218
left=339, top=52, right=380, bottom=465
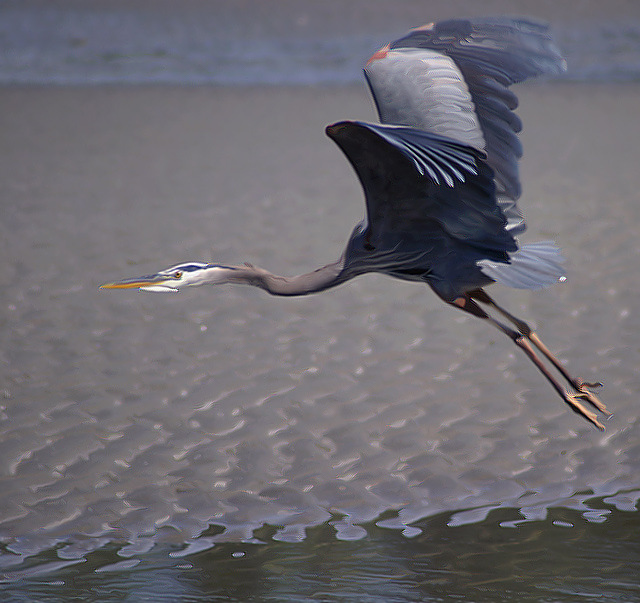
left=102, top=17, right=609, bottom=429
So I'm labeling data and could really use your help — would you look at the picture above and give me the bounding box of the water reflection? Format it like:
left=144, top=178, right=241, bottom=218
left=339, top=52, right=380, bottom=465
left=2, top=503, right=639, bottom=602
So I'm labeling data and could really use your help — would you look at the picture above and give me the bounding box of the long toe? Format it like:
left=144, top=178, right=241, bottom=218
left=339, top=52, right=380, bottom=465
left=575, top=382, right=610, bottom=416
left=565, top=393, right=606, bottom=431
left=579, top=380, right=603, bottom=389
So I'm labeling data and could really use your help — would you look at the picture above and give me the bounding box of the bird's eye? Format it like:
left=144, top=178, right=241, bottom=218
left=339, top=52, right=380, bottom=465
left=173, top=271, right=183, bottom=279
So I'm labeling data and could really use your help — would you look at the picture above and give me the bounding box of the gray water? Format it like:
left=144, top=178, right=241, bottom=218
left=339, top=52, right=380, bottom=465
left=3, top=0, right=640, bottom=85
left=2, top=2, right=640, bottom=600
left=2, top=506, right=640, bottom=602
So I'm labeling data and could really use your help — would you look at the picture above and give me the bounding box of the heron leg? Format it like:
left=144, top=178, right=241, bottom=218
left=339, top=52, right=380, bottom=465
left=450, top=294, right=606, bottom=430
left=467, top=289, right=609, bottom=417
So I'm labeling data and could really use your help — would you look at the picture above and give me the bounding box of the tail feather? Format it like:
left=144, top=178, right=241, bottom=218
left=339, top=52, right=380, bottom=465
left=478, top=241, right=565, bottom=290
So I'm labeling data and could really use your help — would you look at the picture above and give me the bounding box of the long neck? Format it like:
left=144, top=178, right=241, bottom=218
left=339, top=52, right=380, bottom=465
left=229, top=258, right=349, bottom=296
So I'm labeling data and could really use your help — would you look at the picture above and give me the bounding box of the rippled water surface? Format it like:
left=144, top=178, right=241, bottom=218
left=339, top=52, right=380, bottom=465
left=2, top=505, right=640, bottom=602
left=3, top=81, right=640, bottom=601
left=2, top=2, right=640, bottom=600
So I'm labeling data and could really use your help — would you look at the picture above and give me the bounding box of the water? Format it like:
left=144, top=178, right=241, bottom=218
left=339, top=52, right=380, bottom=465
left=3, top=0, right=640, bottom=85
left=2, top=505, right=640, bottom=601
left=2, top=2, right=640, bottom=600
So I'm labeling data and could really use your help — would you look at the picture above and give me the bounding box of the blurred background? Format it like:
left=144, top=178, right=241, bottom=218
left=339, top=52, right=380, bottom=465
left=3, top=0, right=640, bottom=85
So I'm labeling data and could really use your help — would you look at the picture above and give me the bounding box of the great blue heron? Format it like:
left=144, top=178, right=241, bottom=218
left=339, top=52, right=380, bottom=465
left=102, top=17, right=609, bottom=429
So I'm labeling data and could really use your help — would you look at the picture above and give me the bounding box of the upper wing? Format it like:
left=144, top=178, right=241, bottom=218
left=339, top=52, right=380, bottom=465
left=326, top=120, right=516, bottom=255
left=365, top=17, right=566, bottom=232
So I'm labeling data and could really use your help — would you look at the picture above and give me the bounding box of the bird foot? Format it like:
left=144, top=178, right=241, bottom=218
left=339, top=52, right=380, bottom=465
left=571, top=379, right=610, bottom=416
left=564, top=392, right=606, bottom=431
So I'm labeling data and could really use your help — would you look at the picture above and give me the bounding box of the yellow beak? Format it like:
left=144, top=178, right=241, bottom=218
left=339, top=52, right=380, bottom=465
left=100, top=275, right=171, bottom=290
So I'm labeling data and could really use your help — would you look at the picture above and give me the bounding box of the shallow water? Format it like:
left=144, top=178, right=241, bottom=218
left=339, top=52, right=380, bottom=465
left=2, top=83, right=640, bottom=598
left=3, top=0, right=640, bottom=594
left=0, top=504, right=639, bottom=602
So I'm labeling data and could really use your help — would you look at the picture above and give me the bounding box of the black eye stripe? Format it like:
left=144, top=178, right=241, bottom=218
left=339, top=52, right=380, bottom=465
left=165, top=263, right=237, bottom=274
left=169, top=264, right=207, bottom=273
left=206, top=264, right=237, bottom=271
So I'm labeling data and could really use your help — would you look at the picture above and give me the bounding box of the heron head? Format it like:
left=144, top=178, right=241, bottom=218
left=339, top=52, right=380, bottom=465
left=100, top=262, right=238, bottom=292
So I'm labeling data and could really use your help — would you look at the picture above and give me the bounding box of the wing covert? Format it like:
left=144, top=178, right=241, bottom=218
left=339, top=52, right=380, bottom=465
left=326, top=121, right=516, bottom=254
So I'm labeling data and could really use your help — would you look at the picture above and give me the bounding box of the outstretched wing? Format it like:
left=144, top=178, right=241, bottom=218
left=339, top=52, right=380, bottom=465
left=365, top=17, right=566, bottom=233
left=326, top=120, right=516, bottom=255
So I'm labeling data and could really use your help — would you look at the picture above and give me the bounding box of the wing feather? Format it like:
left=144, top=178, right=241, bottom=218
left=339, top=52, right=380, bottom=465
left=365, top=17, right=567, bottom=235
left=326, top=121, right=516, bottom=255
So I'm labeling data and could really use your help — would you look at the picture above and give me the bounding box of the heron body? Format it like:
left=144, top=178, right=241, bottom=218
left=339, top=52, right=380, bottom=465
left=102, top=18, right=609, bottom=429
